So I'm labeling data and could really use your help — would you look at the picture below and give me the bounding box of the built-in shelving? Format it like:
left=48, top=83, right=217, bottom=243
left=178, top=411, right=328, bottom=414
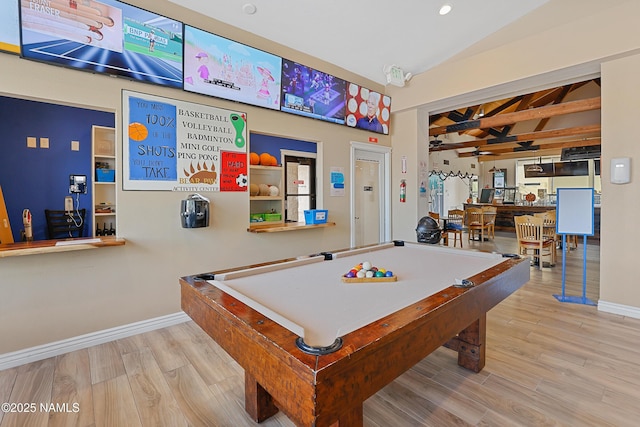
left=249, top=164, right=284, bottom=229
left=92, top=126, right=117, bottom=237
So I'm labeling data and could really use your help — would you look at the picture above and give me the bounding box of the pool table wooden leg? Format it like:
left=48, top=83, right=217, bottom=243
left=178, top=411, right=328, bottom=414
left=244, top=373, right=279, bottom=422
left=328, top=404, right=363, bottom=426
left=452, top=314, right=486, bottom=372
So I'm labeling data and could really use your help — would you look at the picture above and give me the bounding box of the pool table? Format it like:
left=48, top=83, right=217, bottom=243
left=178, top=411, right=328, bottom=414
left=180, top=241, right=530, bottom=426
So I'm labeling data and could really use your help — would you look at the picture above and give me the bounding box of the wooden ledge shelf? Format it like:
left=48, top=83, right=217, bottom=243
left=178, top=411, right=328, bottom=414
left=0, top=236, right=126, bottom=258
left=247, top=222, right=336, bottom=233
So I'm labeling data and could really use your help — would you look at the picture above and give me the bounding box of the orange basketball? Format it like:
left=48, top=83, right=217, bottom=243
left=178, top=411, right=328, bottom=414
left=249, top=152, right=260, bottom=165
left=128, top=122, right=148, bottom=142
left=259, top=153, right=272, bottom=165
left=269, top=155, right=278, bottom=166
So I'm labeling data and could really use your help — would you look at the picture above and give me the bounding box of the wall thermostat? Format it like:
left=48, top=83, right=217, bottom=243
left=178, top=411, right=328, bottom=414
left=610, top=157, right=631, bottom=184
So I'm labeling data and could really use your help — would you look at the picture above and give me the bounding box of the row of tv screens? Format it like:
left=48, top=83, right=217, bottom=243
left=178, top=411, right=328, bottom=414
left=523, top=161, right=591, bottom=178
left=3, top=0, right=391, bottom=134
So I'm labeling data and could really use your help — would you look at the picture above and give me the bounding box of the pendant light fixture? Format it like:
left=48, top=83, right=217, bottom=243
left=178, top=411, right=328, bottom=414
left=526, top=156, right=544, bottom=173
left=488, top=160, right=499, bottom=174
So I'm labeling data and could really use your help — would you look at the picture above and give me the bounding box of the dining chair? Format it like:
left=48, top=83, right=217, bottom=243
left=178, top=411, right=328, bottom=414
left=444, top=209, right=464, bottom=247
left=481, top=205, right=497, bottom=240
left=465, top=207, right=485, bottom=242
left=44, top=209, right=86, bottom=240
left=514, top=214, right=556, bottom=269
left=565, top=234, right=578, bottom=251
left=534, top=210, right=557, bottom=248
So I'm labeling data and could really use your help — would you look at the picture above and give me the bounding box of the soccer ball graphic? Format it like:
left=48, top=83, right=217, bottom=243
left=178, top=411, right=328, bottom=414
left=236, top=173, right=248, bottom=187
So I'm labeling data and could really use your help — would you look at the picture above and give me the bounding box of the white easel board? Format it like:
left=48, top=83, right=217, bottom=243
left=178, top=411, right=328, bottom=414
left=556, top=188, right=594, bottom=236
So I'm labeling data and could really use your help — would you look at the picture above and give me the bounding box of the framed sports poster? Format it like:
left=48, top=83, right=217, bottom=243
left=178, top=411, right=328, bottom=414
left=122, top=90, right=247, bottom=191
left=493, top=170, right=506, bottom=188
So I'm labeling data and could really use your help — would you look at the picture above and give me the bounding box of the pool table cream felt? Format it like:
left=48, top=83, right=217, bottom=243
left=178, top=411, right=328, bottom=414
left=208, top=243, right=504, bottom=347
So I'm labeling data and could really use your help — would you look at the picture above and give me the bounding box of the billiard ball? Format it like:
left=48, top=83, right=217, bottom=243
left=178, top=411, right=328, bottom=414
left=375, top=271, right=384, bottom=277
left=356, top=270, right=366, bottom=278
left=362, top=261, right=372, bottom=271
left=365, top=270, right=374, bottom=278
left=385, top=271, right=393, bottom=277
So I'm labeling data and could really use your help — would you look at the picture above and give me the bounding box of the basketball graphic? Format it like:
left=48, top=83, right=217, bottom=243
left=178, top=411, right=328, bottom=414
left=128, top=122, right=149, bottom=141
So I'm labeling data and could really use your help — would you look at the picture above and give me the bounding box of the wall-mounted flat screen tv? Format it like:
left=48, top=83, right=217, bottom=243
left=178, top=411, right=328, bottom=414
left=20, top=0, right=183, bottom=88
left=0, top=0, right=20, bottom=54
left=183, top=25, right=282, bottom=110
left=523, top=163, right=554, bottom=178
left=280, top=59, right=346, bottom=124
left=345, top=83, right=391, bottom=134
left=553, top=161, right=589, bottom=177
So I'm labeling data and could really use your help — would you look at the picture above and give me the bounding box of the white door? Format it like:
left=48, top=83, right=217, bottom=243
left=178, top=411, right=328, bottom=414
left=351, top=143, right=391, bottom=247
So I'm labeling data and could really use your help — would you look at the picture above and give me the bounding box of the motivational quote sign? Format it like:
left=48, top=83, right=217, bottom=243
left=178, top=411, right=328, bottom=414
left=122, top=90, right=248, bottom=191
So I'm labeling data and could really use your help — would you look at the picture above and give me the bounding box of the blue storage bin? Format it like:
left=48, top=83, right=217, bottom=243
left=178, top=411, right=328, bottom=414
left=304, top=209, right=328, bottom=225
left=96, top=169, right=115, bottom=182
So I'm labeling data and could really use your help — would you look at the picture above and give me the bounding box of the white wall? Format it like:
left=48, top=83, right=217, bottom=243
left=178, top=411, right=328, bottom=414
left=3, top=0, right=640, bottom=357
left=600, top=55, right=640, bottom=306
left=387, top=0, right=640, bottom=314
left=0, top=0, right=388, bottom=354
left=390, top=109, right=420, bottom=242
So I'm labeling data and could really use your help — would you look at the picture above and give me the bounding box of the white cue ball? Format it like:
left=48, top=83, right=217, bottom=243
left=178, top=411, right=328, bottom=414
left=362, top=261, right=372, bottom=271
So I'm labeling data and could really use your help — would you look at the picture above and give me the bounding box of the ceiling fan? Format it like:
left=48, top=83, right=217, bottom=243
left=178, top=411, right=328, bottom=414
left=429, top=135, right=463, bottom=150
left=469, top=147, right=496, bottom=157
left=429, top=135, right=444, bottom=148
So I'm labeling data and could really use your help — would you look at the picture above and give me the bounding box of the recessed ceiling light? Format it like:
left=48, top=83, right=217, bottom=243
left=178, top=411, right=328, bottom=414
left=439, top=4, right=452, bottom=15
left=242, top=3, right=257, bottom=15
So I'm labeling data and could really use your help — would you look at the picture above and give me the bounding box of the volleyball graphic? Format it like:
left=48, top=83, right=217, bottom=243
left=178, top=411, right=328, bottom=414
left=128, top=122, right=149, bottom=141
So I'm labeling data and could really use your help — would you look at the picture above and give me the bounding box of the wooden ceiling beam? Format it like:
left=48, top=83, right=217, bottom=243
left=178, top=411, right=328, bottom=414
left=457, top=138, right=601, bottom=158
left=532, top=85, right=572, bottom=132
left=471, top=96, right=524, bottom=138
left=476, top=149, right=562, bottom=162
left=430, top=124, right=601, bottom=152
left=429, top=96, right=601, bottom=136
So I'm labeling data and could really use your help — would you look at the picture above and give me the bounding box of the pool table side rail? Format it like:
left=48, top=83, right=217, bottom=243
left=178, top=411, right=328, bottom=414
left=180, top=277, right=319, bottom=424
left=309, top=257, right=530, bottom=419
left=180, top=256, right=530, bottom=427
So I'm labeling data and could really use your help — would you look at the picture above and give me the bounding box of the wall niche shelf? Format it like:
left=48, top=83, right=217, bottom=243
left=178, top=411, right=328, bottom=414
left=247, top=222, right=336, bottom=233
left=0, top=236, right=126, bottom=258
left=249, top=164, right=284, bottom=228
left=92, top=125, right=117, bottom=237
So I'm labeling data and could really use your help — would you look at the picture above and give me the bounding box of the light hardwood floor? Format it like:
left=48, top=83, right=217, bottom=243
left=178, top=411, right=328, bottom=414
left=2, top=234, right=639, bottom=427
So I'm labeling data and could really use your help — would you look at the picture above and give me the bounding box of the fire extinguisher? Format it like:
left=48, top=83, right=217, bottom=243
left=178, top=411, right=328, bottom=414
left=400, top=179, right=406, bottom=203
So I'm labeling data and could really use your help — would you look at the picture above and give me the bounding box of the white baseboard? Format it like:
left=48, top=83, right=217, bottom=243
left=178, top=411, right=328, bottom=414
left=0, top=312, right=191, bottom=371
left=598, top=300, right=640, bottom=319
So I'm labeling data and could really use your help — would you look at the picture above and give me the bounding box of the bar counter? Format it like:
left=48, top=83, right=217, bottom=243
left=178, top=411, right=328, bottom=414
left=464, top=203, right=600, bottom=241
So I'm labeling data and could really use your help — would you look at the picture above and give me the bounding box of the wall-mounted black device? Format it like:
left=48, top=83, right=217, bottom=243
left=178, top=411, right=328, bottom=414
left=181, top=193, right=210, bottom=228
left=69, top=174, right=87, bottom=194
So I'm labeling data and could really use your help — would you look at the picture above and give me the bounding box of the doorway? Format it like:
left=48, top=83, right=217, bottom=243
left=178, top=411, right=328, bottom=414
left=351, top=142, right=391, bottom=247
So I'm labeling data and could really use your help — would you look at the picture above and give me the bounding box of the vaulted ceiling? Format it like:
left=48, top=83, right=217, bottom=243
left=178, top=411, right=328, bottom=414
left=169, top=0, right=551, bottom=86
left=428, top=78, right=601, bottom=162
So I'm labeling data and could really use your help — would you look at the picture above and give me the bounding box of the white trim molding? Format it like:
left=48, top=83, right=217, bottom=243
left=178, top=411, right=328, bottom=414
left=0, top=312, right=190, bottom=371
left=598, top=300, right=640, bottom=319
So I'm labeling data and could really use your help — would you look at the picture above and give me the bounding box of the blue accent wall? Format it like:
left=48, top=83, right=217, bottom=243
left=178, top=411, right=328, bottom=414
left=249, top=133, right=317, bottom=161
left=0, top=96, right=115, bottom=241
